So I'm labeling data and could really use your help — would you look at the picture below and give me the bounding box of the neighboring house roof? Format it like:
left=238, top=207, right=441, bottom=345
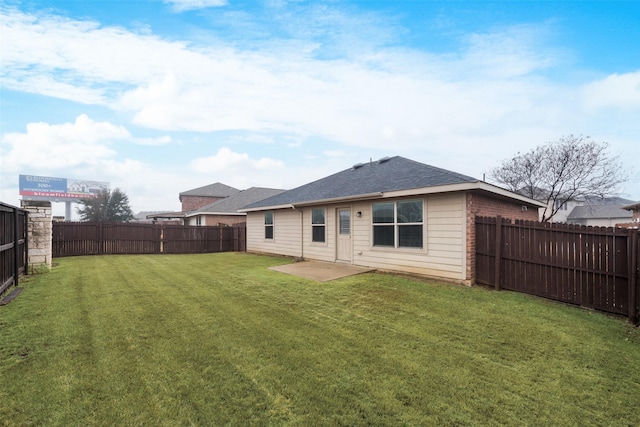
left=145, top=211, right=185, bottom=220
left=567, top=204, right=633, bottom=221
left=581, top=196, right=635, bottom=206
left=185, top=187, right=286, bottom=217
left=134, top=211, right=165, bottom=221
left=179, top=182, right=240, bottom=201
left=622, top=201, right=640, bottom=211
left=242, top=156, right=545, bottom=211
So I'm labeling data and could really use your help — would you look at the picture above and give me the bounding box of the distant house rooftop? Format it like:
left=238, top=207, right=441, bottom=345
left=567, top=201, right=634, bottom=222
left=179, top=182, right=240, bottom=201
left=185, top=187, right=286, bottom=217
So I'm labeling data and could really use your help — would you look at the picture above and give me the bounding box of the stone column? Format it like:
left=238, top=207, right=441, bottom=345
left=20, top=200, right=53, bottom=271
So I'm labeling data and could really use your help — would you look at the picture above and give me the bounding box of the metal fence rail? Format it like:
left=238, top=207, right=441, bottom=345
left=476, top=216, right=640, bottom=324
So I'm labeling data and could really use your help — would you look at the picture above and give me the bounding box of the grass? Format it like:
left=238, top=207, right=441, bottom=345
left=1, top=253, right=639, bottom=426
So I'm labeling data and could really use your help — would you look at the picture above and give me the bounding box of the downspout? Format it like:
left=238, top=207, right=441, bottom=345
left=291, top=205, right=304, bottom=259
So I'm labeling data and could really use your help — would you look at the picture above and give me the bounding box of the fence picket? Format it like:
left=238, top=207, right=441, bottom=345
left=52, top=222, right=246, bottom=257
left=476, top=216, right=639, bottom=323
left=1, top=202, right=28, bottom=297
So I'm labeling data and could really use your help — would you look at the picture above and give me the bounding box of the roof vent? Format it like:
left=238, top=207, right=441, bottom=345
left=352, top=162, right=365, bottom=169
left=377, top=156, right=391, bottom=164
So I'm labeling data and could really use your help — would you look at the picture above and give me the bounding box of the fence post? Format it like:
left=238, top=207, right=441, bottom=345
left=13, top=206, right=19, bottom=288
left=24, top=210, right=29, bottom=276
left=97, top=222, right=103, bottom=255
left=629, top=229, right=638, bottom=325
left=494, top=215, right=502, bottom=291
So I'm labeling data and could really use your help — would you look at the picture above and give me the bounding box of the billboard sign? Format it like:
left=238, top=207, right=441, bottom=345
left=19, top=175, right=110, bottom=201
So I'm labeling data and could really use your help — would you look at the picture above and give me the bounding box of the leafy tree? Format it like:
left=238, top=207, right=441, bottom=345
left=490, top=135, right=628, bottom=222
left=77, top=188, right=135, bottom=222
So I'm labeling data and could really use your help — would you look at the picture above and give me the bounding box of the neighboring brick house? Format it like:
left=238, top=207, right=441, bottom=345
left=185, top=187, right=286, bottom=226
left=179, top=182, right=240, bottom=212
left=147, top=182, right=239, bottom=223
left=241, top=156, right=544, bottom=285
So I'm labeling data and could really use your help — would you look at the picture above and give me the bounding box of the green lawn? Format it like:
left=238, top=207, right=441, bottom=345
left=1, top=253, right=639, bottom=426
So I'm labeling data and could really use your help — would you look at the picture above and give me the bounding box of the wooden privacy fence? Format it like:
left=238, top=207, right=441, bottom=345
left=0, top=202, right=28, bottom=296
left=52, top=222, right=246, bottom=257
left=476, top=216, right=640, bottom=324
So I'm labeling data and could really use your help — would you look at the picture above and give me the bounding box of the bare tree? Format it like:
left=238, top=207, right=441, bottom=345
left=77, top=188, right=135, bottom=222
left=490, top=135, right=628, bottom=222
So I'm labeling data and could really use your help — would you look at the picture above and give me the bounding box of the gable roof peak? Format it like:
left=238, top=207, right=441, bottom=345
left=179, top=182, right=240, bottom=200
left=244, top=155, right=480, bottom=209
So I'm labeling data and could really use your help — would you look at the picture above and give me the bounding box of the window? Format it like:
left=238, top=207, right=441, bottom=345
left=264, top=211, right=274, bottom=239
left=372, top=199, right=423, bottom=248
left=554, top=200, right=567, bottom=211
left=311, top=208, right=326, bottom=243
left=339, top=210, right=351, bottom=235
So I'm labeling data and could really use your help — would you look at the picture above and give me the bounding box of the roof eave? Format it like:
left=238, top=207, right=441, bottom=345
left=239, top=203, right=296, bottom=213
left=384, top=182, right=546, bottom=207
left=185, top=211, right=247, bottom=218
left=240, top=183, right=545, bottom=212
left=622, top=202, right=640, bottom=210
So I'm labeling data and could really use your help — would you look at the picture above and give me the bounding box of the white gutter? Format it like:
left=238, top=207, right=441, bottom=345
left=383, top=182, right=546, bottom=208
left=184, top=211, right=246, bottom=218
left=291, top=192, right=384, bottom=208
left=239, top=193, right=384, bottom=213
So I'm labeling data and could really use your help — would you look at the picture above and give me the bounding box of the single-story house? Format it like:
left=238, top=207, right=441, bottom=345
left=565, top=197, right=634, bottom=227
left=240, top=156, right=545, bottom=284
left=184, top=187, right=285, bottom=226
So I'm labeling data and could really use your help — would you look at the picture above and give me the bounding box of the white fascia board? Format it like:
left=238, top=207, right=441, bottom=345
left=239, top=184, right=545, bottom=212
left=185, top=211, right=247, bottom=218
left=239, top=192, right=384, bottom=212
left=291, top=192, right=384, bottom=208
left=238, top=203, right=295, bottom=213
left=383, top=182, right=547, bottom=207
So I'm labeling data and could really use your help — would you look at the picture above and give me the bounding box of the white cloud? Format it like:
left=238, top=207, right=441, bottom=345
left=582, top=71, right=640, bottom=110
left=0, top=114, right=127, bottom=171
left=133, top=136, right=173, bottom=146
left=0, top=115, right=184, bottom=215
left=1, top=6, right=573, bottom=152
left=190, top=147, right=284, bottom=173
left=2, top=5, right=639, bottom=203
left=164, top=0, right=228, bottom=12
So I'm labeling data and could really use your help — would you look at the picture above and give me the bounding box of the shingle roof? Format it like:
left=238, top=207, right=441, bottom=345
left=188, top=187, right=286, bottom=215
left=567, top=205, right=633, bottom=220
left=179, top=182, right=240, bottom=199
left=245, top=156, right=479, bottom=209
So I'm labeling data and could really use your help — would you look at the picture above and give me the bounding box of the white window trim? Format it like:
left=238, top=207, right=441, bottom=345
left=311, top=207, right=327, bottom=244
left=264, top=211, right=274, bottom=241
left=371, top=199, right=425, bottom=250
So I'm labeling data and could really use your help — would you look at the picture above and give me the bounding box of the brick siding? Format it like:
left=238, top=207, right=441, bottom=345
left=181, top=195, right=224, bottom=212
left=465, top=192, right=539, bottom=283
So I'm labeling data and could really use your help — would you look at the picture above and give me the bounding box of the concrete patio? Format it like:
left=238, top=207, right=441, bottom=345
left=269, top=260, right=375, bottom=282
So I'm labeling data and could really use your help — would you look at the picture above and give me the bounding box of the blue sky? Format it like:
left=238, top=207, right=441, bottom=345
left=1, top=0, right=639, bottom=217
